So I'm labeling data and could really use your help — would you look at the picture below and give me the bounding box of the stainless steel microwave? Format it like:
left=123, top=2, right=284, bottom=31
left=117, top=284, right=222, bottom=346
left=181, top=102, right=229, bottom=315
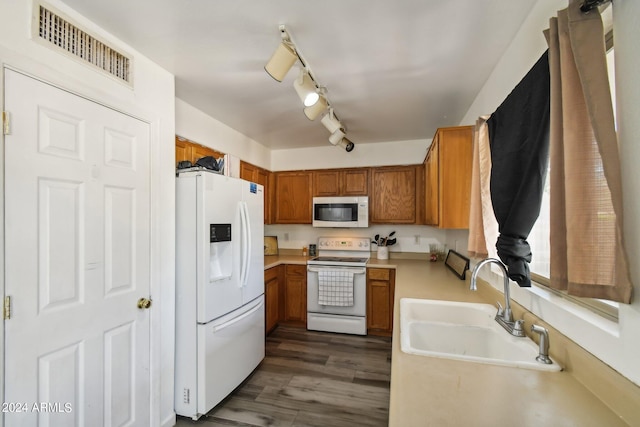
left=312, top=196, right=369, bottom=228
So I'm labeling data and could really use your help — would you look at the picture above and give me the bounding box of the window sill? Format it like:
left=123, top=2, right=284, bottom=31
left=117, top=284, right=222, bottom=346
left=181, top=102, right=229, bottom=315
left=523, top=283, right=620, bottom=338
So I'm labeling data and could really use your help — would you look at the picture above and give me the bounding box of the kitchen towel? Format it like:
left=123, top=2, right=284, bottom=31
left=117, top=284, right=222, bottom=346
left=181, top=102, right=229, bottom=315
left=318, top=270, right=355, bottom=307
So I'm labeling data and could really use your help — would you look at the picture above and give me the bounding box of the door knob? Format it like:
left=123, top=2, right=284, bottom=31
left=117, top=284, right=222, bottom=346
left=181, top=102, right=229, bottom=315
left=137, top=297, right=152, bottom=309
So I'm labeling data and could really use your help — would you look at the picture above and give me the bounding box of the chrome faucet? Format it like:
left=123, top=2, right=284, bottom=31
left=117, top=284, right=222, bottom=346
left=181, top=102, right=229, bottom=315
left=470, top=258, right=525, bottom=337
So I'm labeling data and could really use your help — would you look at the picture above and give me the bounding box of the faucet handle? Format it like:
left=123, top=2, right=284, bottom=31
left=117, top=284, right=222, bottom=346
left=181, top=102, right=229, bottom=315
left=513, top=319, right=525, bottom=332
left=496, top=301, right=504, bottom=316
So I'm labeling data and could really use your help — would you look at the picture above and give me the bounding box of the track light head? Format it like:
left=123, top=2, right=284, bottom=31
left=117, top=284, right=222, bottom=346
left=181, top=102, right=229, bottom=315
left=339, top=138, right=355, bottom=152
left=329, top=129, right=346, bottom=146
left=329, top=130, right=354, bottom=152
left=294, top=69, right=319, bottom=106
left=321, top=109, right=342, bottom=133
left=304, top=94, right=328, bottom=120
left=264, top=41, right=297, bottom=82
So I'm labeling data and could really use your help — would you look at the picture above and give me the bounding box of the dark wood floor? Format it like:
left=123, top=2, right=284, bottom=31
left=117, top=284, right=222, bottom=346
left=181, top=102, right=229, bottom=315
left=175, top=326, right=392, bottom=426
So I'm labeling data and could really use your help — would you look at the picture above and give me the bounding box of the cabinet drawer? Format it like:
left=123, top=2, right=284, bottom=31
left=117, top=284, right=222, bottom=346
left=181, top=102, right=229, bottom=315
left=368, top=268, right=391, bottom=281
left=264, top=266, right=279, bottom=282
left=286, top=264, right=307, bottom=277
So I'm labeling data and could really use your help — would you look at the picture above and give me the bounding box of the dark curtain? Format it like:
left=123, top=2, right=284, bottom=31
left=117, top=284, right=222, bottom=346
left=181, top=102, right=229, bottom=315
left=487, top=51, right=550, bottom=287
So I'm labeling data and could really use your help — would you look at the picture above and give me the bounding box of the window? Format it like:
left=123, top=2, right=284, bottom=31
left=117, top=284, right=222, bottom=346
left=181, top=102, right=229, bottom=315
left=527, top=31, right=619, bottom=320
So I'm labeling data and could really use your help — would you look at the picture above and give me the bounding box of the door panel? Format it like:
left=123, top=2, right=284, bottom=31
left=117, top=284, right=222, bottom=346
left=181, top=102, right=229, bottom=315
left=4, top=69, right=151, bottom=426
left=241, top=181, right=264, bottom=304
left=197, top=173, right=243, bottom=322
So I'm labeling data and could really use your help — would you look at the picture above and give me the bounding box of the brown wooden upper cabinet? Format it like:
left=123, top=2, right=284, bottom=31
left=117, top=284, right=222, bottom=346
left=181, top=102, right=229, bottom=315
left=175, top=136, right=225, bottom=167
left=313, top=169, right=368, bottom=197
left=369, top=165, right=420, bottom=224
left=424, top=126, right=473, bottom=229
left=274, top=171, right=313, bottom=224
left=240, top=160, right=272, bottom=224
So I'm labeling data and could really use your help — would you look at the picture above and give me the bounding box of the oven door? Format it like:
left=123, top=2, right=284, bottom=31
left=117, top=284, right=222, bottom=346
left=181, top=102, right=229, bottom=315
left=307, top=266, right=367, bottom=316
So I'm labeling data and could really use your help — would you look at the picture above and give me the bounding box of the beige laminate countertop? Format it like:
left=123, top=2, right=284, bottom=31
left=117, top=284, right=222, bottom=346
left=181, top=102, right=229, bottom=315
left=388, top=259, right=628, bottom=427
left=263, top=255, right=630, bottom=426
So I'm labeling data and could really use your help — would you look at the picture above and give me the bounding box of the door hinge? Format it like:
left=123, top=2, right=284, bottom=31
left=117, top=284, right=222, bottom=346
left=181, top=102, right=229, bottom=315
left=3, top=296, right=10, bottom=320
left=2, top=110, right=10, bottom=135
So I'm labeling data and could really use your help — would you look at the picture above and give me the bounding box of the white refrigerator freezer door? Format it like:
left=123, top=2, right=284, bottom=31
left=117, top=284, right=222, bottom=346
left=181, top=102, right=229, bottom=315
left=197, top=172, right=243, bottom=323
left=196, top=296, right=265, bottom=416
left=241, top=180, right=265, bottom=305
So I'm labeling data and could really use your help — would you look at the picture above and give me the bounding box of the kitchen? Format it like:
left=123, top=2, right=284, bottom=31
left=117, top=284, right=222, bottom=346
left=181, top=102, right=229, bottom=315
left=1, top=0, right=640, bottom=426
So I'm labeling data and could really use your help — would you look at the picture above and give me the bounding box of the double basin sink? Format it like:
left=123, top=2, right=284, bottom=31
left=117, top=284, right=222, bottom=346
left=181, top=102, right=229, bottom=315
left=400, top=298, right=561, bottom=372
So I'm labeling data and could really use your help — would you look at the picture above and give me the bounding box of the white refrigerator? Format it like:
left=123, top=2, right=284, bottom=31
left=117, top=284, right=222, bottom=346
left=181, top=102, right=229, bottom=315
left=175, top=170, right=265, bottom=420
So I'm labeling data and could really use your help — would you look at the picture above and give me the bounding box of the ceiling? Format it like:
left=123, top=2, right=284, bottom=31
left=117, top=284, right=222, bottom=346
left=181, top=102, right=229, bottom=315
left=60, top=0, right=536, bottom=150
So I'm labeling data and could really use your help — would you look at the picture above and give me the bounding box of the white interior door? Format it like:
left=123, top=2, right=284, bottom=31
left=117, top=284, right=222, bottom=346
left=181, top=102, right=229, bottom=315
left=3, top=69, right=151, bottom=426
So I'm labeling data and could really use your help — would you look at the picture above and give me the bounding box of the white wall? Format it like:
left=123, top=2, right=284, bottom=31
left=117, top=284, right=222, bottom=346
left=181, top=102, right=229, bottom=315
left=266, top=224, right=451, bottom=255
left=0, top=1, right=177, bottom=425
left=460, top=0, right=640, bottom=387
left=270, top=139, right=429, bottom=171
left=176, top=98, right=271, bottom=171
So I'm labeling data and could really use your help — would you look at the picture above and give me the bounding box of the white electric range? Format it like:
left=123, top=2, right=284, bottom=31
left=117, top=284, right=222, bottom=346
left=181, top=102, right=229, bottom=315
left=306, top=237, right=371, bottom=335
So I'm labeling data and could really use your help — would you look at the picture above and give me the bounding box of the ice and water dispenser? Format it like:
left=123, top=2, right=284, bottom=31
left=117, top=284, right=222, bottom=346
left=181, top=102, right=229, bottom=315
left=209, top=223, right=232, bottom=281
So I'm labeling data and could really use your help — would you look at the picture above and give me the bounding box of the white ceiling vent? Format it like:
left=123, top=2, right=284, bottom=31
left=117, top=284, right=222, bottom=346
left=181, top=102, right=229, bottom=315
left=34, top=2, right=132, bottom=85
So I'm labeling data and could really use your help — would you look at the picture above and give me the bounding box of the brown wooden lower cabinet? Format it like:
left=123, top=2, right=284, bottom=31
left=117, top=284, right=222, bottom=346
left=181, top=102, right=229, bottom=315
left=282, top=264, right=307, bottom=326
left=264, top=266, right=281, bottom=334
left=366, top=267, right=396, bottom=336
left=264, top=264, right=395, bottom=336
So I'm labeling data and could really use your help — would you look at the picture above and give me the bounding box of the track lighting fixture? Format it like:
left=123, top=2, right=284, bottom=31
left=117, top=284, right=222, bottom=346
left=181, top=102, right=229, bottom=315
left=328, top=129, right=353, bottom=152
left=265, top=25, right=355, bottom=152
left=294, top=70, right=319, bottom=107
left=264, top=41, right=297, bottom=82
left=329, top=129, right=346, bottom=146
left=304, top=94, right=328, bottom=120
left=338, top=137, right=355, bottom=152
left=320, top=108, right=342, bottom=133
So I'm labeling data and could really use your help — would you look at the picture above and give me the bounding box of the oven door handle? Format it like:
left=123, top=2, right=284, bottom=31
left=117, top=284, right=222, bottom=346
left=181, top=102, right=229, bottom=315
left=307, top=266, right=366, bottom=275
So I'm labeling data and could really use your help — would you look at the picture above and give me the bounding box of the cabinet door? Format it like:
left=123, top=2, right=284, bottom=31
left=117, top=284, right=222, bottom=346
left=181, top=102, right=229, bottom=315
left=284, top=265, right=307, bottom=325
left=192, top=144, right=222, bottom=163
left=423, top=126, right=473, bottom=229
left=240, top=161, right=257, bottom=182
left=438, top=127, right=473, bottom=229
left=274, top=172, right=313, bottom=224
left=370, top=166, right=417, bottom=223
left=265, top=268, right=279, bottom=334
left=313, top=170, right=341, bottom=197
left=366, top=268, right=395, bottom=336
left=424, top=140, right=439, bottom=226
left=175, top=137, right=224, bottom=165
left=342, top=169, right=368, bottom=196
left=175, top=137, right=193, bottom=166
left=240, top=161, right=272, bottom=224
left=313, top=169, right=368, bottom=197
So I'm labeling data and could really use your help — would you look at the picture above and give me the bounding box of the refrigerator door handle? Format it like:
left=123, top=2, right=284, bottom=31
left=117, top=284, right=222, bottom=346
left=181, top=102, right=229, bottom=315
left=212, top=299, right=263, bottom=333
left=239, top=201, right=251, bottom=288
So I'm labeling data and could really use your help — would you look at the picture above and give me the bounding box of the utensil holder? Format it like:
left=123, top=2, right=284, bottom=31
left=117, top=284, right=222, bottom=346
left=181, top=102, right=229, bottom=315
left=377, top=246, right=389, bottom=260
